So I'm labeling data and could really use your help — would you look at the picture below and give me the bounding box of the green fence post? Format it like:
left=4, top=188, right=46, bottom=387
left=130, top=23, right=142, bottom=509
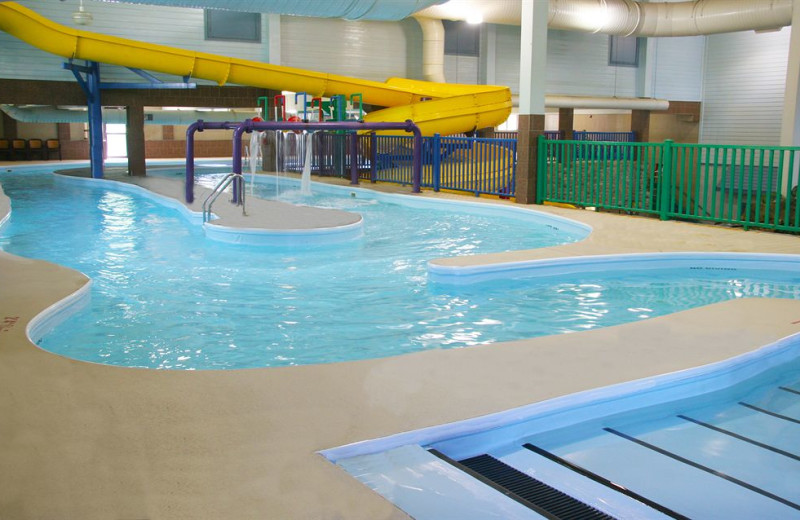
left=659, top=139, right=674, bottom=221
left=535, top=134, right=546, bottom=204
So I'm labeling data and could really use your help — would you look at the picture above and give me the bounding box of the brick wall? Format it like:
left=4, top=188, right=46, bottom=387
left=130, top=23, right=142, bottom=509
left=146, top=140, right=244, bottom=158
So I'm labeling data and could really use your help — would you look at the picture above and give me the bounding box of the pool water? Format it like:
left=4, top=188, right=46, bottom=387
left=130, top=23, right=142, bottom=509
left=1, top=166, right=799, bottom=370
left=1, top=167, right=582, bottom=369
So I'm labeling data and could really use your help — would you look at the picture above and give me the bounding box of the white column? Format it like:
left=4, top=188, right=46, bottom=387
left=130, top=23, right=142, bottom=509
left=780, top=0, right=800, bottom=192
left=781, top=0, right=800, bottom=147
left=518, top=0, right=548, bottom=115
left=267, top=14, right=281, bottom=65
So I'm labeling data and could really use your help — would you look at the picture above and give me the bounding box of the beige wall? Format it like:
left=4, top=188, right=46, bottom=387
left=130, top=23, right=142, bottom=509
left=548, top=112, right=700, bottom=143
left=144, top=125, right=163, bottom=141
left=650, top=114, right=699, bottom=143
left=16, top=122, right=58, bottom=140
left=68, top=123, right=85, bottom=141
left=573, top=114, right=632, bottom=133
left=171, top=124, right=233, bottom=142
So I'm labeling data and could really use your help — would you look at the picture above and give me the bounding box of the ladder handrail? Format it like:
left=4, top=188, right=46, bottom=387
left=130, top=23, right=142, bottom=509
left=202, top=172, right=246, bottom=223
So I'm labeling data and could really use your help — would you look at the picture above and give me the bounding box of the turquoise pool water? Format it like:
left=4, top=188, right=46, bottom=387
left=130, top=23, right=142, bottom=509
left=1, top=165, right=799, bottom=370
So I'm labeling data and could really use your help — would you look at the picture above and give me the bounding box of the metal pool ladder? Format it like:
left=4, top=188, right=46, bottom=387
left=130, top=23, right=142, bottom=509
left=202, top=172, right=246, bottom=223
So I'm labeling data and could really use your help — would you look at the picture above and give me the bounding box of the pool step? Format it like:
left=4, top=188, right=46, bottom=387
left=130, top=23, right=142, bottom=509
left=495, top=381, right=800, bottom=519
left=430, top=449, right=615, bottom=519
left=521, top=443, right=688, bottom=520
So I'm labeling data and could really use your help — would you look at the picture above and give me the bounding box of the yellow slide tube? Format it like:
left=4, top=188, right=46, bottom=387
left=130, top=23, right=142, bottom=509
left=0, top=2, right=512, bottom=136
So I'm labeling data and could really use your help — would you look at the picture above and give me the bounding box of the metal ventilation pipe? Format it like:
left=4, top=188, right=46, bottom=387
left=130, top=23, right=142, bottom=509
left=545, top=95, right=669, bottom=110
left=548, top=0, right=793, bottom=37
left=414, top=15, right=446, bottom=83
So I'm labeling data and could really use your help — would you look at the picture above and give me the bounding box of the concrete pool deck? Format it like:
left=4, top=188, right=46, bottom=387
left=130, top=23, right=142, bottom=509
left=1, top=162, right=800, bottom=519
left=64, top=165, right=364, bottom=231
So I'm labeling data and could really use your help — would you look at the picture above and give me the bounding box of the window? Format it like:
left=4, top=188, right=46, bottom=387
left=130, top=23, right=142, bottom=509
left=105, top=123, right=127, bottom=158
left=205, top=9, right=261, bottom=43
left=443, top=20, right=480, bottom=57
left=609, top=35, right=639, bottom=67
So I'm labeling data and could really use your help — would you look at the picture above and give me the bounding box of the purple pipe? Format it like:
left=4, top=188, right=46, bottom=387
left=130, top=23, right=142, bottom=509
left=231, top=119, right=423, bottom=193
left=185, top=120, right=244, bottom=203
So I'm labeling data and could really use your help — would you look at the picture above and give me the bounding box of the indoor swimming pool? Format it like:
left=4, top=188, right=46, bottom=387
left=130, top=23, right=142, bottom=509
left=0, top=164, right=799, bottom=370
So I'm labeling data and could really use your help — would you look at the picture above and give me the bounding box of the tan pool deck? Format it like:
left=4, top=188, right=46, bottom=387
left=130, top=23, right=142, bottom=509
left=1, top=161, right=800, bottom=519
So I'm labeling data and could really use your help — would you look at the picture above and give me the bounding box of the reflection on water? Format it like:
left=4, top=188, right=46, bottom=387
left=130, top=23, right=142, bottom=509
left=1, top=169, right=798, bottom=370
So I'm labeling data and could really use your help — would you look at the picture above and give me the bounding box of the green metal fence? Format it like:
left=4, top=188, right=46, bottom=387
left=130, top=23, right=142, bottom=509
left=537, top=136, right=800, bottom=233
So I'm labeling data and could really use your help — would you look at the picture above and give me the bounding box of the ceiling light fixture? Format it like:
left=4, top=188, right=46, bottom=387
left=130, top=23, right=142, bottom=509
left=72, top=0, right=93, bottom=26
left=466, top=12, right=483, bottom=25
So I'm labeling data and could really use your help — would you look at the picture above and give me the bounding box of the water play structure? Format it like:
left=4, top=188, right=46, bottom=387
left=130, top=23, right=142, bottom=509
left=184, top=119, right=424, bottom=203
left=0, top=2, right=511, bottom=138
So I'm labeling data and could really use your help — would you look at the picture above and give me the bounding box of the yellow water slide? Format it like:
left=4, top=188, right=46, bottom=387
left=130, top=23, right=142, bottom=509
left=0, top=2, right=511, bottom=136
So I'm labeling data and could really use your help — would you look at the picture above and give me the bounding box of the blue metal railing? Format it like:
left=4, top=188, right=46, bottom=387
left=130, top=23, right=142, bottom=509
left=268, top=129, right=636, bottom=199
left=433, top=135, right=517, bottom=196
left=573, top=131, right=635, bottom=142
left=275, top=132, right=372, bottom=174
left=365, top=134, right=516, bottom=197
left=372, top=135, right=417, bottom=186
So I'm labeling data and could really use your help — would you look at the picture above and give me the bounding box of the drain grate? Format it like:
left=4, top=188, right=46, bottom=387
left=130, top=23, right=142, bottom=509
left=430, top=449, right=616, bottom=520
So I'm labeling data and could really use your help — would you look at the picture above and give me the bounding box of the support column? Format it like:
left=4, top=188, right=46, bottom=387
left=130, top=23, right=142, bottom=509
left=558, top=107, right=574, bottom=140
left=557, top=107, right=574, bottom=171
left=267, top=14, right=281, bottom=65
left=126, top=104, right=146, bottom=176
left=779, top=0, right=800, bottom=193
left=515, top=0, right=548, bottom=204
left=86, top=62, right=104, bottom=179
left=517, top=114, right=545, bottom=203
left=631, top=109, right=651, bottom=142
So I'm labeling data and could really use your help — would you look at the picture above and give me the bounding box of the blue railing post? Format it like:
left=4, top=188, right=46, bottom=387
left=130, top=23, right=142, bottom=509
left=432, top=133, right=441, bottom=192
left=370, top=132, right=377, bottom=183
left=659, top=139, right=674, bottom=221
left=349, top=131, right=359, bottom=186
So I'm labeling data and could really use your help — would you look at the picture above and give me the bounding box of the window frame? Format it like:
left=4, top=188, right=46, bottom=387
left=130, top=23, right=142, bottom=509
left=608, top=35, right=640, bottom=67
left=204, top=9, right=262, bottom=43
left=443, top=20, right=480, bottom=57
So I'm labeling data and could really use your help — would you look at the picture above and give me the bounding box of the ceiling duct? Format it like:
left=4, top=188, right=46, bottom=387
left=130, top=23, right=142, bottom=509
left=547, top=0, right=793, bottom=37
left=414, top=16, right=446, bottom=83
left=100, top=0, right=448, bottom=21
left=416, top=0, right=793, bottom=36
